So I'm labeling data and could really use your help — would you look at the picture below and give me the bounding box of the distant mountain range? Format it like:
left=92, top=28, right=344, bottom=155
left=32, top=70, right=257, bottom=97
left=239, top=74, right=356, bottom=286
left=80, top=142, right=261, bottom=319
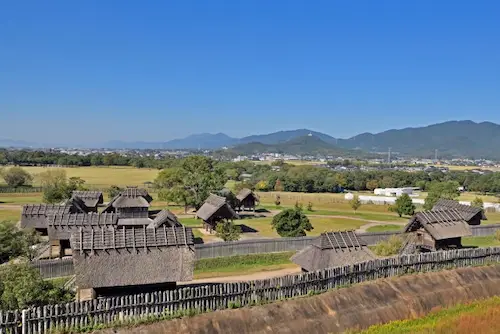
left=2, top=120, right=500, bottom=159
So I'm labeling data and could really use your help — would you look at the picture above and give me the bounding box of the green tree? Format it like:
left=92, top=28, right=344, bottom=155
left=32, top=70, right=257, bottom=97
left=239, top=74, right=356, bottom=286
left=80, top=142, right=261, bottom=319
left=365, top=179, right=379, bottom=191
left=155, top=156, right=226, bottom=210
left=107, top=185, right=123, bottom=198
left=215, top=220, right=241, bottom=242
left=274, top=179, right=283, bottom=191
left=349, top=194, right=362, bottom=213
left=0, top=167, right=33, bottom=187
left=39, top=170, right=75, bottom=204
left=423, top=181, right=460, bottom=210
left=471, top=196, right=484, bottom=209
left=0, top=262, right=74, bottom=309
left=389, top=193, right=416, bottom=217
left=0, top=222, right=39, bottom=263
left=271, top=207, right=313, bottom=237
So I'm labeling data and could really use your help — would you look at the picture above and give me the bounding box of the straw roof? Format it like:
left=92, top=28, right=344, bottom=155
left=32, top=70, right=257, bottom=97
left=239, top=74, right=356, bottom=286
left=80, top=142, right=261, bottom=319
left=291, top=231, right=374, bottom=272
left=148, top=210, right=182, bottom=229
left=404, top=209, right=472, bottom=240
left=47, top=213, right=118, bottom=240
left=72, top=225, right=196, bottom=288
left=21, top=204, right=73, bottom=229
left=65, top=196, right=89, bottom=213
left=196, top=194, right=239, bottom=222
left=236, top=188, right=259, bottom=202
left=71, top=225, right=194, bottom=251
left=102, top=188, right=152, bottom=212
left=117, top=218, right=153, bottom=226
left=72, top=191, right=104, bottom=208
left=432, top=199, right=487, bottom=221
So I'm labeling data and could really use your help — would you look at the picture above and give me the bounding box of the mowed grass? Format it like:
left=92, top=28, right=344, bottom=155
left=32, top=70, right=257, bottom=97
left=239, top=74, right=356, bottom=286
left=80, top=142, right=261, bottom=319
left=193, top=252, right=296, bottom=279
left=239, top=216, right=368, bottom=237
left=366, top=224, right=403, bottom=232
left=462, top=236, right=500, bottom=248
left=0, top=193, right=43, bottom=205
left=10, top=166, right=159, bottom=187
left=0, top=208, right=21, bottom=222
left=354, top=296, right=500, bottom=334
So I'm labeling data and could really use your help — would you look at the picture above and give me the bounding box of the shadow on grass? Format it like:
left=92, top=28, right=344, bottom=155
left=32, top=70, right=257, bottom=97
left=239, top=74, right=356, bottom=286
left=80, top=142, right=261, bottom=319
left=238, top=213, right=267, bottom=219
left=237, top=224, right=259, bottom=233
left=194, top=237, right=205, bottom=244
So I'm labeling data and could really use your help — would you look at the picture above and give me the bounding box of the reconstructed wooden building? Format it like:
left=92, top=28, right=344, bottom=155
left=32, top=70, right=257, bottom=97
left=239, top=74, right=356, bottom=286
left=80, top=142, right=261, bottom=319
left=20, top=203, right=86, bottom=235
left=72, top=191, right=104, bottom=212
left=102, top=188, right=153, bottom=218
left=47, top=213, right=118, bottom=258
left=71, top=225, right=195, bottom=300
left=236, top=188, right=259, bottom=211
left=196, top=193, right=239, bottom=232
left=291, top=231, right=374, bottom=272
left=401, top=209, right=472, bottom=253
left=432, top=199, right=487, bottom=225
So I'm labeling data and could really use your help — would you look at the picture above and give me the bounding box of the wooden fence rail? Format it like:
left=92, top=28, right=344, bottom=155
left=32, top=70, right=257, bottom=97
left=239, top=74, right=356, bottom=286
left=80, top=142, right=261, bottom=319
left=30, top=224, right=500, bottom=280
left=4, top=247, right=500, bottom=333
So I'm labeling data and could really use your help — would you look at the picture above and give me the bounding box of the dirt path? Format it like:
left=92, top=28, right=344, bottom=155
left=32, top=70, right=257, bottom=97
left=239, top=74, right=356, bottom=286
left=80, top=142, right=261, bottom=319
left=0, top=204, right=22, bottom=210
left=356, top=221, right=406, bottom=233
left=183, top=267, right=301, bottom=285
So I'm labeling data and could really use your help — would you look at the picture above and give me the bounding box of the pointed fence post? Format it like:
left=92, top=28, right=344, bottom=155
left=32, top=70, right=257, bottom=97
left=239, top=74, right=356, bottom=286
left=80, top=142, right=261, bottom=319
left=22, top=309, right=27, bottom=334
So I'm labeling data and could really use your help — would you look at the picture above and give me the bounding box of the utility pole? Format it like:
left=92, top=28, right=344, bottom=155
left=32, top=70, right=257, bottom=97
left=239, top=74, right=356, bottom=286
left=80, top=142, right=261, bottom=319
left=435, top=149, right=438, bottom=162
left=388, top=147, right=391, bottom=164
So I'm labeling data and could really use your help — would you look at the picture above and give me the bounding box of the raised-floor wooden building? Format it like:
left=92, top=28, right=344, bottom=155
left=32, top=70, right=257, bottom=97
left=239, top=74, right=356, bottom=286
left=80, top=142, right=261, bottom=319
left=196, top=193, right=239, bottom=232
left=236, top=188, right=259, bottom=212
left=102, top=188, right=153, bottom=218
left=71, top=225, right=195, bottom=300
left=47, top=213, right=118, bottom=258
left=432, top=199, right=487, bottom=225
left=72, top=191, right=104, bottom=212
left=20, top=203, right=87, bottom=235
left=401, top=209, right=472, bottom=254
left=291, top=231, right=374, bottom=272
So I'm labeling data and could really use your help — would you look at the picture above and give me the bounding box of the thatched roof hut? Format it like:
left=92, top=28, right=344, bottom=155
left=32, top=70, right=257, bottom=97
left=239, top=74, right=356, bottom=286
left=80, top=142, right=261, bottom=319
left=64, top=196, right=90, bottom=214
left=102, top=188, right=152, bottom=218
left=402, top=209, right=472, bottom=252
left=21, top=204, right=77, bottom=232
left=432, top=199, right=487, bottom=225
left=148, top=210, right=182, bottom=229
left=196, top=194, right=239, bottom=230
left=71, top=225, right=195, bottom=298
left=72, top=191, right=104, bottom=211
left=291, top=231, right=374, bottom=272
left=47, top=213, right=118, bottom=241
left=236, top=188, right=259, bottom=211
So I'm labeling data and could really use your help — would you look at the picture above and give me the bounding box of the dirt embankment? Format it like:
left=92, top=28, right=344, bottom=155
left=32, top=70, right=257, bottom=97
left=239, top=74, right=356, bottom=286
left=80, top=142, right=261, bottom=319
left=98, top=265, right=500, bottom=334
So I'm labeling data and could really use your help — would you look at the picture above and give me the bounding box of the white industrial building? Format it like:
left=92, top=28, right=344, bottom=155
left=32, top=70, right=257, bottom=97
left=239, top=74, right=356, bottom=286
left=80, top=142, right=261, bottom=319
left=373, top=187, right=418, bottom=197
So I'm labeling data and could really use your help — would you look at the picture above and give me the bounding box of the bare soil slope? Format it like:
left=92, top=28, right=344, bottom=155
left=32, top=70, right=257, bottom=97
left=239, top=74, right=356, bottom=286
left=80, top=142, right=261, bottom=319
left=98, top=265, right=500, bottom=334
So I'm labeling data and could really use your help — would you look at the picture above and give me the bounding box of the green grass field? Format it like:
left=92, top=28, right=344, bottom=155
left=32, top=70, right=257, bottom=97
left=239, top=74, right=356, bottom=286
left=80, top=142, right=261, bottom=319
left=0, top=166, right=159, bottom=188
left=0, top=208, right=21, bottom=222
left=353, top=296, right=500, bottom=334
left=239, top=216, right=368, bottom=237
left=462, top=236, right=500, bottom=248
left=366, top=224, right=403, bottom=232
left=193, top=252, right=296, bottom=279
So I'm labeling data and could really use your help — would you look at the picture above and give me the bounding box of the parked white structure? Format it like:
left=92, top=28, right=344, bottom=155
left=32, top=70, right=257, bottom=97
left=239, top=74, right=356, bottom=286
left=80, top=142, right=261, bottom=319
left=373, top=187, right=417, bottom=197
left=344, top=192, right=354, bottom=200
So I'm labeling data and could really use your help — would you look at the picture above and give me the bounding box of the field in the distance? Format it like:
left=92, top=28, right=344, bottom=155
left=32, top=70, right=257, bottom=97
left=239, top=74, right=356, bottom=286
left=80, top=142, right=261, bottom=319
left=0, top=166, right=159, bottom=188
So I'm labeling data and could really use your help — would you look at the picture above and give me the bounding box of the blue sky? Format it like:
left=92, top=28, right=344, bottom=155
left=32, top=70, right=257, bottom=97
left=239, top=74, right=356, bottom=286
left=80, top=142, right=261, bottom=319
left=1, top=1, right=500, bottom=144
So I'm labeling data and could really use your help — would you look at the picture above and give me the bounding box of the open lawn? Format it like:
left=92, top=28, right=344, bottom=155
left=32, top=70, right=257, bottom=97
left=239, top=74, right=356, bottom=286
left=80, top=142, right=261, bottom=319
left=3, top=166, right=159, bottom=188
left=366, top=224, right=403, bottom=233
left=354, top=296, right=500, bottom=334
left=0, top=193, right=43, bottom=204
left=193, top=252, right=296, bottom=279
left=239, top=216, right=368, bottom=237
left=462, top=236, right=500, bottom=248
left=0, top=208, right=21, bottom=222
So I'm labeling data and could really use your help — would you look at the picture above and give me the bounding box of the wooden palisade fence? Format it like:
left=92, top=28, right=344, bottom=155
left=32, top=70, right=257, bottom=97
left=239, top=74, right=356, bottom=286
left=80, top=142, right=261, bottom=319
left=4, top=247, right=500, bottom=334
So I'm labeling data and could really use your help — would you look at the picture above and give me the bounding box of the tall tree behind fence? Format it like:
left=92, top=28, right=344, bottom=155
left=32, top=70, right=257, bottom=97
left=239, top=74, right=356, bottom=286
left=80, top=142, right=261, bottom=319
left=5, top=247, right=500, bottom=334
